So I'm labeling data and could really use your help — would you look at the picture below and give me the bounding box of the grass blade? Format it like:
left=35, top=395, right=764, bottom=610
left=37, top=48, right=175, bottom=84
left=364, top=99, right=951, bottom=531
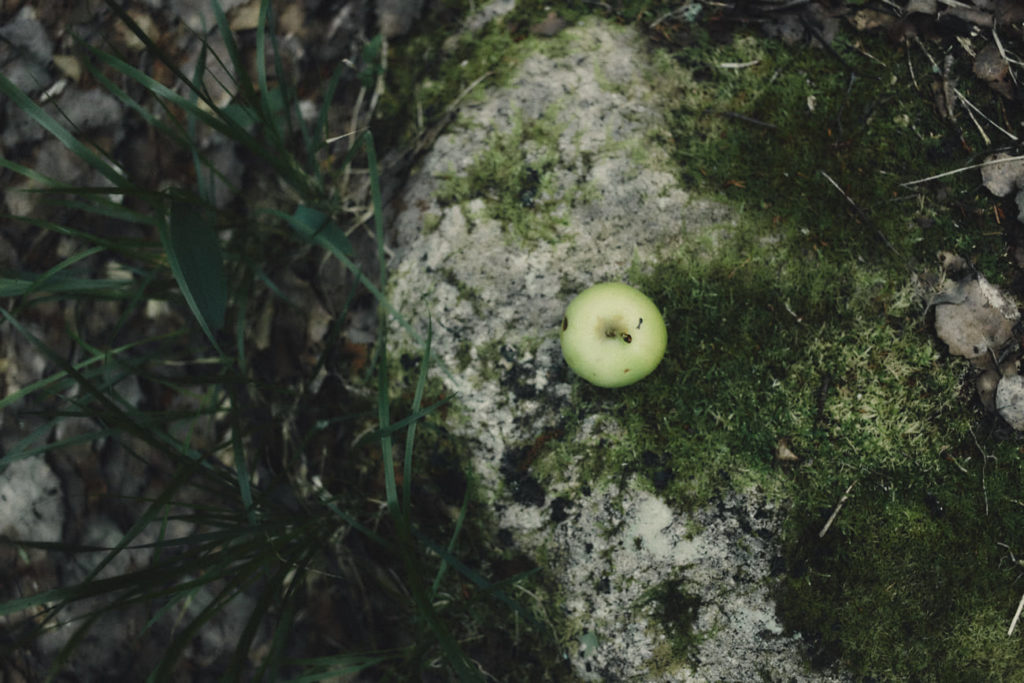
left=159, top=200, right=227, bottom=351
left=431, top=488, right=469, bottom=599
left=403, top=321, right=432, bottom=513
left=0, top=75, right=128, bottom=190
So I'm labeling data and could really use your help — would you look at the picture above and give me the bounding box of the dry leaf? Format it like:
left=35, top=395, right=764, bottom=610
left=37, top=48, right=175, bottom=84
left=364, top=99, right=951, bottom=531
left=775, top=438, right=799, bottom=463
left=933, top=274, right=1019, bottom=363
left=981, top=153, right=1024, bottom=198
left=973, top=43, right=1013, bottom=99
left=531, top=12, right=568, bottom=37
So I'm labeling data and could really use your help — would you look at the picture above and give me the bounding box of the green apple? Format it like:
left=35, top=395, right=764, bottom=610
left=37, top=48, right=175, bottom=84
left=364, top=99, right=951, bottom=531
left=559, top=282, right=668, bottom=388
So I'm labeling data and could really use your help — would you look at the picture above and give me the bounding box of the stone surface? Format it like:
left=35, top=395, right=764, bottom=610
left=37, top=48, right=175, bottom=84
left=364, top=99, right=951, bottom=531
left=0, top=457, right=64, bottom=546
left=934, top=274, right=1018, bottom=362
left=377, top=0, right=424, bottom=37
left=0, top=5, right=55, bottom=97
left=981, top=152, right=1024, bottom=198
left=168, top=0, right=249, bottom=32
left=387, top=18, right=847, bottom=681
left=996, top=374, right=1024, bottom=430
left=2, top=87, right=124, bottom=149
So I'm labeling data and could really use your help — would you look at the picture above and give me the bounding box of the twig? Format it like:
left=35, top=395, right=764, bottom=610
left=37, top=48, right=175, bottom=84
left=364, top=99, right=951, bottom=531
left=1009, top=592, right=1024, bottom=636
left=901, top=155, right=1024, bottom=187
left=954, top=87, right=1018, bottom=142
left=707, top=110, right=777, bottom=129
left=718, top=60, right=760, bottom=69
left=820, top=170, right=859, bottom=211
left=955, top=88, right=991, bottom=146
left=992, top=29, right=1021, bottom=83
left=820, top=170, right=897, bottom=254
left=913, top=36, right=940, bottom=73
left=969, top=425, right=993, bottom=516
left=819, top=480, right=857, bottom=538
left=906, top=44, right=919, bottom=91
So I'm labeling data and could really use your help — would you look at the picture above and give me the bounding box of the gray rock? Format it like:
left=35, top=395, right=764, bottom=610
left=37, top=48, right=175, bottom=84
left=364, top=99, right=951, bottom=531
left=997, top=374, right=1024, bottom=430
left=981, top=152, right=1024, bottom=198
left=3, top=87, right=124, bottom=148
left=206, top=143, right=244, bottom=208
left=0, top=5, right=56, bottom=96
left=56, top=87, right=125, bottom=133
left=4, top=138, right=118, bottom=217
left=462, top=0, right=516, bottom=34
left=168, top=0, right=248, bottom=32
left=178, top=29, right=236, bottom=109
left=0, top=5, right=54, bottom=64
left=0, top=457, right=64, bottom=547
left=387, top=18, right=847, bottom=681
left=1, top=57, right=53, bottom=96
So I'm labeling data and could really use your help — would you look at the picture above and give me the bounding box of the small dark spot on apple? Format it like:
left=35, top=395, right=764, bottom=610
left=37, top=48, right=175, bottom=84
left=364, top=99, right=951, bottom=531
left=561, top=317, right=568, bottom=331
left=622, top=333, right=632, bottom=343
left=637, top=317, right=643, bottom=329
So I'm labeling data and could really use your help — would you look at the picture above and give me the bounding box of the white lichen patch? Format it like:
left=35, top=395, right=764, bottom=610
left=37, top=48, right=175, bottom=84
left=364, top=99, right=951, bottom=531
left=544, top=484, right=847, bottom=681
left=387, top=17, right=848, bottom=681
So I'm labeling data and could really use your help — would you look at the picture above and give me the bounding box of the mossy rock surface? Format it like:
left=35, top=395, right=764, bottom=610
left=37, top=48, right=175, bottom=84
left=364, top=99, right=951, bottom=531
left=388, top=10, right=1024, bottom=681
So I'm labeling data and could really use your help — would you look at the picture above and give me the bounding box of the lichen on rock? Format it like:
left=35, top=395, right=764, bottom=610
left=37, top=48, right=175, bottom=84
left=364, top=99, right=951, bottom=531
left=387, top=17, right=847, bottom=681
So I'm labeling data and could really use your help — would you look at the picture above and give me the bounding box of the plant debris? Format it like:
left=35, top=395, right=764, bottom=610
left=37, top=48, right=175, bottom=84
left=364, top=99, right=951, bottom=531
left=933, top=271, right=1018, bottom=363
left=930, top=255, right=1024, bottom=428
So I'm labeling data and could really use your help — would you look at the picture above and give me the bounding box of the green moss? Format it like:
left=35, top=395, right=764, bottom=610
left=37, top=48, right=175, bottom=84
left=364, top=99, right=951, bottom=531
left=662, top=31, right=1000, bottom=266
left=380, top=2, right=1024, bottom=677
left=454, top=339, right=473, bottom=371
left=776, top=466, right=1024, bottom=679
left=640, top=573, right=705, bottom=673
left=422, top=211, right=442, bottom=234
left=437, top=105, right=571, bottom=243
left=526, top=20, right=1024, bottom=680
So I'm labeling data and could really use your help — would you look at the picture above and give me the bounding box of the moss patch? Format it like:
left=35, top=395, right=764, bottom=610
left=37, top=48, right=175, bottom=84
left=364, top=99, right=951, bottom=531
left=436, top=106, right=569, bottom=243
left=640, top=573, right=705, bottom=672
left=528, top=18, right=1024, bottom=681
left=382, top=2, right=1024, bottom=677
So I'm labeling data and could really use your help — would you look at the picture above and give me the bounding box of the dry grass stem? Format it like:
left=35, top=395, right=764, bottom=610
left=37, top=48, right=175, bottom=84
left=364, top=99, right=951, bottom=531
left=901, top=155, right=1024, bottom=186
left=1008, top=591, right=1024, bottom=636
left=819, top=480, right=857, bottom=539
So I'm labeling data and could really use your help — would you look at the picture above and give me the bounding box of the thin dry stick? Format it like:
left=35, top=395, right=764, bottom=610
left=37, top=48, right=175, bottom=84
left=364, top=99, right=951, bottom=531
left=718, top=60, right=761, bottom=69
left=906, top=46, right=919, bottom=90
left=902, top=155, right=1024, bottom=187
left=992, top=28, right=1022, bottom=83
left=955, top=87, right=1018, bottom=141
left=820, top=171, right=897, bottom=253
left=969, top=425, right=993, bottom=516
left=819, top=480, right=857, bottom=538
left=820, top=170, right=858, bottom=210
left=1009, top=592, right=1024, bottom=636
left=955, top=89, right=992, bottom=146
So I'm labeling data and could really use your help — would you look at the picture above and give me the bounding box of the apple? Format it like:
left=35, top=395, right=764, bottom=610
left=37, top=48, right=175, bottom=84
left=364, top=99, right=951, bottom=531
left=559, top=282, right=668, bottom=388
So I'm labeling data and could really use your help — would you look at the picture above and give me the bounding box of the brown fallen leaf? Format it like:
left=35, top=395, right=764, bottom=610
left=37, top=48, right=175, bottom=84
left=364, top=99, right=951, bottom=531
left=531, top=12, right=567, bottom=37
left=973, top=43, right=1014, bottom=99
left=933, top=274, right=1019, bottom=366
left=775, top=438, right=799, bottom=464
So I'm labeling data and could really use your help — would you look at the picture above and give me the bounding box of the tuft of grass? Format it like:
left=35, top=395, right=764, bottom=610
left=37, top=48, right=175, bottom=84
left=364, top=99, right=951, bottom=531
left=0, top=0, right=554, bottom=679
